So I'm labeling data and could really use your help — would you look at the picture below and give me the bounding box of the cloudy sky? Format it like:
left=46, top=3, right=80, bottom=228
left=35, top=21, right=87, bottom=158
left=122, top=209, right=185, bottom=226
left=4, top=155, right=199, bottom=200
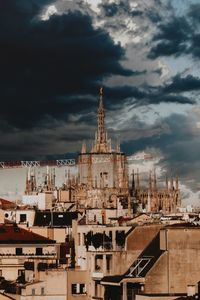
left=0, top=0, right=200, bottom=202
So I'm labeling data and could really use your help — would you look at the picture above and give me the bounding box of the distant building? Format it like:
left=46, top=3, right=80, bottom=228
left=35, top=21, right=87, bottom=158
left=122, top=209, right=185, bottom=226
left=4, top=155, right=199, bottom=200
left=132, top=170, right=181, bottom=213
left=0, top=223, right=58, bottom=281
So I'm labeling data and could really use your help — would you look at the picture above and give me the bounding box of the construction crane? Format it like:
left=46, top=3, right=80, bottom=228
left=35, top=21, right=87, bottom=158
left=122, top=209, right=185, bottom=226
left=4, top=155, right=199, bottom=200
left=0, top=159, right=76, bottom=169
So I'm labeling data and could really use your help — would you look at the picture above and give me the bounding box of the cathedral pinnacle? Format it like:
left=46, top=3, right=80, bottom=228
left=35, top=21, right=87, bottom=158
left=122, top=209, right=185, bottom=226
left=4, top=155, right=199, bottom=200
left=98, top=87, right=104, bottom=113
left=92, top=87, right=110, bottom=153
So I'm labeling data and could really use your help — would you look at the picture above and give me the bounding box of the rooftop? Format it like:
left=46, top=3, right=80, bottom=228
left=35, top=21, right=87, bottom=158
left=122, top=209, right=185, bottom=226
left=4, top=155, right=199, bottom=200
left=0, top=223, right=55, bottom=244
left=0, top=198, right=17, bottom=209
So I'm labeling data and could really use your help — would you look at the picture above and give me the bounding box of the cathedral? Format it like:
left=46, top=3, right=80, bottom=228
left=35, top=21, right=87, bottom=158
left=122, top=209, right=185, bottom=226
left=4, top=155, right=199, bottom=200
left=76, top=88, right=181, bottom=215
left=132, top=170, right=181, bottom=213
left=75, top=88, right=130, bottom=215
left=24, top=88, right=181, bottom=217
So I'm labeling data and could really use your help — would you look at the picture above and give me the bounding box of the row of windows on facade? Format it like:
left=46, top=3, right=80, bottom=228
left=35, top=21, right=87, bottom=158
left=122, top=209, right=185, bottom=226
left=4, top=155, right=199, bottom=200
left=78, top=230, right=125, bottom=247
left=0, top=248, right=44, bottom=255
left=31, top=287, right=45, bottom=296
left=31, top=284, right=86, bottom=296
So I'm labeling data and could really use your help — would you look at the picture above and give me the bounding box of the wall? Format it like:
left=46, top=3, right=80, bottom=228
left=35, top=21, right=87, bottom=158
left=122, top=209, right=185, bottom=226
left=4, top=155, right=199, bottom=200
left=67, top=270, right=89, bottom=300
left=136, top=296, right=178, bottom=300
left=38, top=192, right=53, bottom=210
left=22, top=192, right=54, bottom=210
left=26, top=226, right=66, bottom=244
left=16, top=210, right=35, bottom=227
left=145, top=252, right=168, bottom=294
left=168, top=228, right=200, bottom=294
left=145, top=227, right=200, bottom=294
left=112, top=251, right=141, bottom=275
left=0, top=259, right=21, bottom=281
left=22, top=195, right=39, bottom=207
left=40, top=269, right=67, bottom=296
left=19, top=226, right=49, bottom=238
left=0, top=209, right=5, bottom=223
left=75, top=224, right=132, bottom=270
left=20, top=269, right=68, bottom=299
left=126, top=225, right=163, bottom=251
left=57, top=190, right=70, bottom=202
left=78, top=153, right=126, bottom=189
left=0, top=244, right=57, bottom=281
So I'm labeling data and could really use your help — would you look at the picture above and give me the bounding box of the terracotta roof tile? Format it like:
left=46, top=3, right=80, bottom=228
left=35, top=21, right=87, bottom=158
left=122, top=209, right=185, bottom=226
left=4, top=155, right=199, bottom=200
left=0, top=223, right=55, bottom=244
left=0, top=198, right=16, bottom=209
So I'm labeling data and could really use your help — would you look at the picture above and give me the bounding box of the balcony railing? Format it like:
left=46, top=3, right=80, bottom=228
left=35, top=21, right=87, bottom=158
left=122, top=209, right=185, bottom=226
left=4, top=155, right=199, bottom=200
left=92, top=271, right=104, bottom=279
left=0, top=253, right=57, bottom=257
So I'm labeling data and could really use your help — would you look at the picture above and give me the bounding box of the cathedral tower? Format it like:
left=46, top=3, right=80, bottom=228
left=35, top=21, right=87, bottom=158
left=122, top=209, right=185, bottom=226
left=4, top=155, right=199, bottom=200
left=77, top=88, right=128, bottom=191
left=92, top=88, right=109, bottom=153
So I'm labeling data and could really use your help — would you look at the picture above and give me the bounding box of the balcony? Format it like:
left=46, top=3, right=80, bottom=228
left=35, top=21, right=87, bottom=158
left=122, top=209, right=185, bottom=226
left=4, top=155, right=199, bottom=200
left=0, top=253, right=57, bottom=258
left=92, top=271, right=104, bottom=279
left=102, top=242, right=113, bottom=250
left=24, top=261, right=58, bottom=271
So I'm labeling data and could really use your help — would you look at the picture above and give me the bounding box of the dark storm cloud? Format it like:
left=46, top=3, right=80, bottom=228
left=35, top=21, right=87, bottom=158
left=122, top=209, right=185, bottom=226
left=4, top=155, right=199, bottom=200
left=122, top=113, right=200, bottom=191
left=149, top=93, right=195, bottom=105
left=0, top=115, right=96, bottom=160
left=162, top=74, right=200, bottom=93
left=148, top=16, right=191, bottom=59
left=1, top=0, right=199, bottom=165
left=188, top=3, right=200, bottom=25
left=104, top=84, right=196, bottom=109
left=189, top=5, right=200, bottom=60
left=148, top=3, right=200, bottom=59
left=1, top=0, right=196, bottom=131
left=0, top=1, right=134, bottom=129
left=146, top=10, right=161, bottom=23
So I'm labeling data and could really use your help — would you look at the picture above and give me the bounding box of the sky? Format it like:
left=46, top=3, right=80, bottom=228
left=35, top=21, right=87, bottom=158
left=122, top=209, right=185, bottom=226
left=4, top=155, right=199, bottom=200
left=0, top=0, right=200, bottom=203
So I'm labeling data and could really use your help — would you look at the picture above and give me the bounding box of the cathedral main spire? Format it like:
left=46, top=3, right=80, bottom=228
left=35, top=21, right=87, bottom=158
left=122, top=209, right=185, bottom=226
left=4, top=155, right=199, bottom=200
left=92, top=87, right=110, bottom=153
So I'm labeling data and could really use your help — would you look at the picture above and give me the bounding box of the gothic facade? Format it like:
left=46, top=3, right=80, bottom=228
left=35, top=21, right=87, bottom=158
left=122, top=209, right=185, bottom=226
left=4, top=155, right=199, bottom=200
left=132, top=170, right=181, bottom=213
left=24, top=88, right=181, bottom=215
left=76, top=88, right=130, bottom=212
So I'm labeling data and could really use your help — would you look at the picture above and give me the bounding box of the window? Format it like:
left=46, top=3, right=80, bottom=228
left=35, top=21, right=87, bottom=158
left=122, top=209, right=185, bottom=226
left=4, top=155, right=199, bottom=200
left=36, top=248, right=43, bottom=255
left=100, top=172, right=108, bottom=187
left=20, top=214, right=27, bottom=222
left=95, top=254, right=103, bottom=271
left=32, top=289, right=35, bottom=295
left=83, top=233, right=86, bottom=245
left=80, top=284, right=86, bottom=294
left=104, top=172, right=108, bottom=180
left=71, top=283, right=86, bottom=294
left=78, top=233, right=81, bottom=246
left=18, top=269, right=24, bottom=276
left=16, top=248, right=23, bottom=256
left=72, top=284, right=77, bottom=294
left=106, top=255, right=112, bottom=271
left=41, top=287, right=45, bottom=295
